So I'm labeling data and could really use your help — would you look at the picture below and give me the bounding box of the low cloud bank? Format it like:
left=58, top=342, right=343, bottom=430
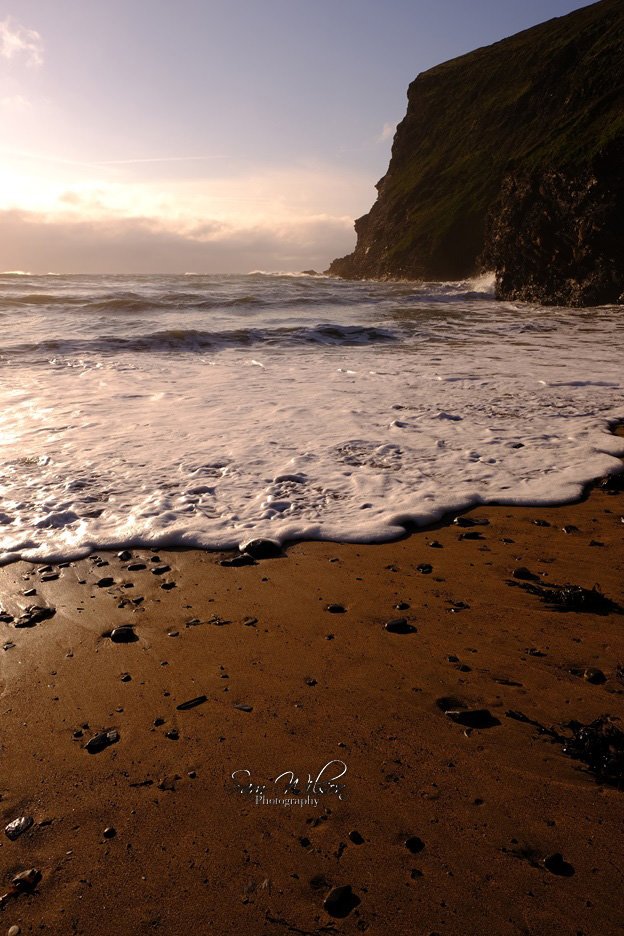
left=0, top=209, right=355, bottom=274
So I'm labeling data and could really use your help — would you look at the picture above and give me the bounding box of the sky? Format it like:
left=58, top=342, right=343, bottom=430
left=0, top=0, right=597, bottom=273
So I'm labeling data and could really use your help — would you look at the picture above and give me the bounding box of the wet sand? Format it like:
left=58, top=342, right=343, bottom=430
left=1, top=476, right=623, bottom=934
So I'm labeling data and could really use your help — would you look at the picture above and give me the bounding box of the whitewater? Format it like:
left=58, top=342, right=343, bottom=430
left=0, top=271, right=623, bottom=564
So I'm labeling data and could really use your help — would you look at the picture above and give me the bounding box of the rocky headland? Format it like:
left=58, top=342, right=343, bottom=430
left=329, top=0, right=624, bottom=306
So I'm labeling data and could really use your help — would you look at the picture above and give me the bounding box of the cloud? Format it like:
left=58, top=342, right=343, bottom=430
left=0, top=16, right=44, bottom=67
left=378, top=122, right=396, bottom=142
left=0, top=93, right=31, bottom=113
left=0, top=208, right=355, bottom=274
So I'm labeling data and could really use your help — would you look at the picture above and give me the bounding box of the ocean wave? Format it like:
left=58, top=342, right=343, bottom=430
left=7, top=323, right=399, bottom=357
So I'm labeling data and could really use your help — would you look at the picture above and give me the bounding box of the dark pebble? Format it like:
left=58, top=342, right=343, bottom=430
left=395, top=601, right=410, bottom=610
left=384, top=618, right=417, bottom=634
left=127, top=563, right=147, bottom=571
left=161, top=581, right=176, bottom=590
left=97, top=577, right=114, bottom=588
left=584, top=667, right=606, bottom=685
left=85, top=729, right=119, bottom=754
left=323, top=884, right=360, bottom=918
left=220, top=553, right=256, bottom=567
left=176, top=695, right=208, bottom=711
left=543, top=853, right=575, bottom=876
left=327, top=604, right=346, bottom=614
left=165, top=729, right=179, bottom=740
left=118, top=551, right=132, bottom=561
left=14, top=605, right=56, bottom=628
left=405, top=836, right=425, bottom=854
left=151, top=565, right=171, bottom=575
left=41, top=572, right=60, bottom=582
left=103, top=826, right=116, bottom=839
left=416, top=563, right=433, bottom=574
left=458, top=531, right=484, bottom=540
left=109, top=626, right=138, bottom=644
left=454, top=516, right=489, bottom=527
left=240, top=538, right=282, bottom=559
left=234, top=703, right=253, bottom=712
left=348, top=830, right=364, bottom=845
left=533, top=519, right=551, bottom=527
left=428, top=541, right=443, bottom=548
left=445, top=708, right=501, bottom=729
left=120, top=673, right=132, bottom=682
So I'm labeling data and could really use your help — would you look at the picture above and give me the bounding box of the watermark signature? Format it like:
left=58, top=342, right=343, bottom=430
left=231, top=759, right=347, bottom=808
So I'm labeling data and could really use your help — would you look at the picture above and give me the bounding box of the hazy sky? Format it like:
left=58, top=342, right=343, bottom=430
left=0, top=0, right=595, bottom=273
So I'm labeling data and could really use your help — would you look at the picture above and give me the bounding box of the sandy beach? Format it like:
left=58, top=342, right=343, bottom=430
left=0, top=455, right=623, bottom=936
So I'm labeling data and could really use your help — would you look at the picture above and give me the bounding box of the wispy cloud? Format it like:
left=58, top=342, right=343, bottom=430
left=378, top=122, right=396, bottom=142
left=0, top=16, right=44, bottom=67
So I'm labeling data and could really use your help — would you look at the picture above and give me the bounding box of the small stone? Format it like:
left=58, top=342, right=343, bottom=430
left=220, top=553, right=256, bottom=567
left=153, top=717, right=165, bottom=727
left=305, top=677, right=318, bottom=687
left=14, top=605, right=56, bottom=628
left=323, top=884, right=360, bottom=918
left=23, top=588, right=37, bottom=597
left=5, top=816, right=34, bottom=841
left=384, top=618, right=417, bottom=634
left=395, top=601, right=410, bottom=610
left=445, top=709, right=500, bottom=729
left=12, top=868, right=41, bottom=891
left=428, top=541, right=443, bottom=548
left=188, top=770, right=197, bottom=779
left=165, top=729, right=179, bottom=740
left=127, top=562, right=147, bottom=571
left=533, top=519, right=550, bottom=527
left=109, top=626, right=138, bottom=644
left=120, top=672, right=132, bottom=682
left=562, top=525, right=579, bottom=534
left=117, top=550, right=132, bottom=561
left=405, top=836, right=425, bottom=854
left=458, top=531, right=484, bottom=540
left=176, top=695, right=207, bottom=711
left=8, top=925, right=22, bottom=936
left=583, top=667, right=606, bottom=685
left=151, top=565, right=171, bottom=575
left=161, top=581, right=176, bottom=590
left=239, top=538, right=282, bottom=559
left=348, top=830, right=364, bottom=845
left=97, top=577, right=114, bottom=588
left=417, top=563, right=433, bottom=574
left=326, top=604, right=346, bottom=613
left=103, top=826, right=116, bottom=839
left=543, top=853, right=575, bottom=876
left=234, top=703, right=253, bottom=712
left=85, top=729, right=119, bottom=754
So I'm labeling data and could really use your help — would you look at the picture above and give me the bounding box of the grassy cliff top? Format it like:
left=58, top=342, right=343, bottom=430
left=335, top=0, right=624, bottom=280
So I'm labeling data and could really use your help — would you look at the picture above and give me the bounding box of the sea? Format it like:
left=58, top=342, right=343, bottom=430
left=1, top=271, right=623, bottom=565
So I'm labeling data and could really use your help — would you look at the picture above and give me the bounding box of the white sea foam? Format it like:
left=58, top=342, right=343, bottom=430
left=0, top=272, right=623, bottom=563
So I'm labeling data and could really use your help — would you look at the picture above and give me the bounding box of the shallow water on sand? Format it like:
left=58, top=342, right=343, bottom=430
left=1, top=271, right=623, bottom=563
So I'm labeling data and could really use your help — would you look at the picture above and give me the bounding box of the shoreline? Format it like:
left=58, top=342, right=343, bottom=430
left=1, top=450, right=623, bottom=933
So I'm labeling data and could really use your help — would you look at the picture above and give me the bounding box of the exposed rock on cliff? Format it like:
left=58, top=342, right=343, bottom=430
left=329, top=0, right=624, bottom=306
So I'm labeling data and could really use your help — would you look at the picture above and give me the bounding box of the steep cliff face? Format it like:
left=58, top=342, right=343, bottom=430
left=329, top=0, right=624, bottom=306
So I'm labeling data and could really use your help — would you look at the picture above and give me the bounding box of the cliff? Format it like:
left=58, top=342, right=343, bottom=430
left=328, top=0, right=624, bottom=306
